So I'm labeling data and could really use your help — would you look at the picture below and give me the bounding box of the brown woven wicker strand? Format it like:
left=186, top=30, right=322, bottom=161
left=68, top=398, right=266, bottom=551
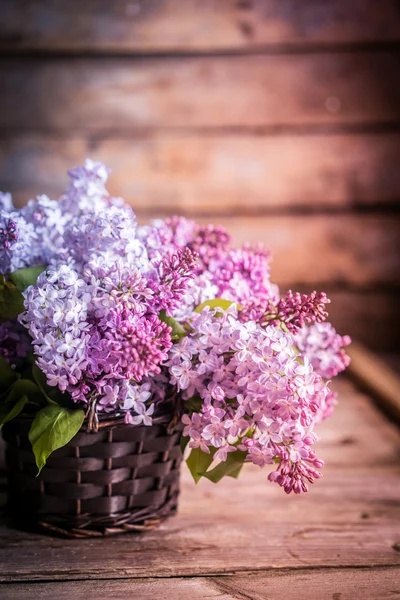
left=2, top=415, right=183, bottom=538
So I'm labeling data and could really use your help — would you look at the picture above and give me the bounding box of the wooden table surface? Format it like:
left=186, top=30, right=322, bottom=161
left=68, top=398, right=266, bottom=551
left=1, top=377, right=399, bottom=599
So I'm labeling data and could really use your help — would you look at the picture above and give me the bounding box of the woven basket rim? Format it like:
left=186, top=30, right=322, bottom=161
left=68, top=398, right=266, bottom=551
left=12, top=408, right=179, bottom=433
left=84, top=412, right=173, bottom=430
left=13, top=400, right=182, bottom=433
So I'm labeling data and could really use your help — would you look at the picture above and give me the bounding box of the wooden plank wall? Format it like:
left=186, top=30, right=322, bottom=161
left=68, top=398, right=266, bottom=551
left=0, top=1, right=399, bottom=349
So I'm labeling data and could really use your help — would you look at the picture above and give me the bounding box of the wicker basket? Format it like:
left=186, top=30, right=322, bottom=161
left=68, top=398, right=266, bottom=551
left=2, top=413, right=183, bottom=538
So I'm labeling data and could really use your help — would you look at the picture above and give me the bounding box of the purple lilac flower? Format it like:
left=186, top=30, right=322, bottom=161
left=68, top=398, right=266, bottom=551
left=20, top=256, right=181, bottom=418
left=294, top=322, right=351, bottom=379
left=1, top=159, right=351, bottom=494
left=21, top=195, right=67, bottom=259
left=0, top=160, right=133, bottom=276
left=18, top=172, right=197, bottom=423
left=0, top=210, right=38, bottom=273
left=0, top=192, right=14, bottom=212
left=59, top=158, right=125, bottom=217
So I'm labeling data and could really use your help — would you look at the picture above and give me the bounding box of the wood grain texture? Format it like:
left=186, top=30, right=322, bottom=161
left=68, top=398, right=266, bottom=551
left=1, top=379, right=400, bottom=583
left=1, top=53, right=399, bottom=130
left=2, top=568, right=400, bottom=600
left=0, top=578, right=237, bottom=600
left=2, top=133, right=400, bottom=211
left=220, top=567, right=400, bottom=600
left=1, top=0, right=400, bottom=53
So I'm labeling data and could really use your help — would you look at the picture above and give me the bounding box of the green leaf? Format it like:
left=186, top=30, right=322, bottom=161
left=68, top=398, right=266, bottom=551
left=4, top=378, right=41, bottom=405
left=0, top=378, right=42, bottom=428
left=0, top=355, right=19, bottom=389
left=226, top=464, right=244, bottom=479
left=180, top=435, right=190, bottom=454
left=29, top=405, right=85, bottom=473
left=0, top=394, right=28, bottom=428
left=194, top=298, right=239, bottom=314
left=0, top=277, right=24, bottom=322
left=159, top=309, right=186, bottom=341
left=186, top=446, right=216, bottom=483
left=203, top=450, right=247, bottom=483
left=8, top=265, right=46, bottom=292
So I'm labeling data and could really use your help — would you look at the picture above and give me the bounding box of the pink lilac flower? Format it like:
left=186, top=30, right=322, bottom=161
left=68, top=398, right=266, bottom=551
left=166, top=305, right=330, bottom=494
left=294, top=322, right=351, bottom=420
left=239, top=290, right=330, bottom=334
left=137, top=218, right=278, bottom=316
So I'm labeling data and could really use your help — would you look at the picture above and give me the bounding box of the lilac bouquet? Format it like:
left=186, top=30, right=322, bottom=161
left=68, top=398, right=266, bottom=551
left=0, top=160, right=350, bottom=494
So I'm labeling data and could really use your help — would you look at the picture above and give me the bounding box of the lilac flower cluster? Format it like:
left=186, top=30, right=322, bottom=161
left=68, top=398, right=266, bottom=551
left=169, top=305, right=328, bottom=494
left=21, top=263, right=174, bottom=410
left=0, top=160, right=351, bottom=493
left=138, top=217, right=279, bottom=318
left=238, top=290, right=330, bottom=334
left=0, top=159, right=127, bottom=276
left=0, top=191, right=66, bottom=274
left=2, top=161, right=196, bottom=423
left=19, top=220, right=196, bottom=419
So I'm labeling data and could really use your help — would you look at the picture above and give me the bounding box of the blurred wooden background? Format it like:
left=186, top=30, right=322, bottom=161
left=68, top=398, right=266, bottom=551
left=0, top=0, right=399, bottom=350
